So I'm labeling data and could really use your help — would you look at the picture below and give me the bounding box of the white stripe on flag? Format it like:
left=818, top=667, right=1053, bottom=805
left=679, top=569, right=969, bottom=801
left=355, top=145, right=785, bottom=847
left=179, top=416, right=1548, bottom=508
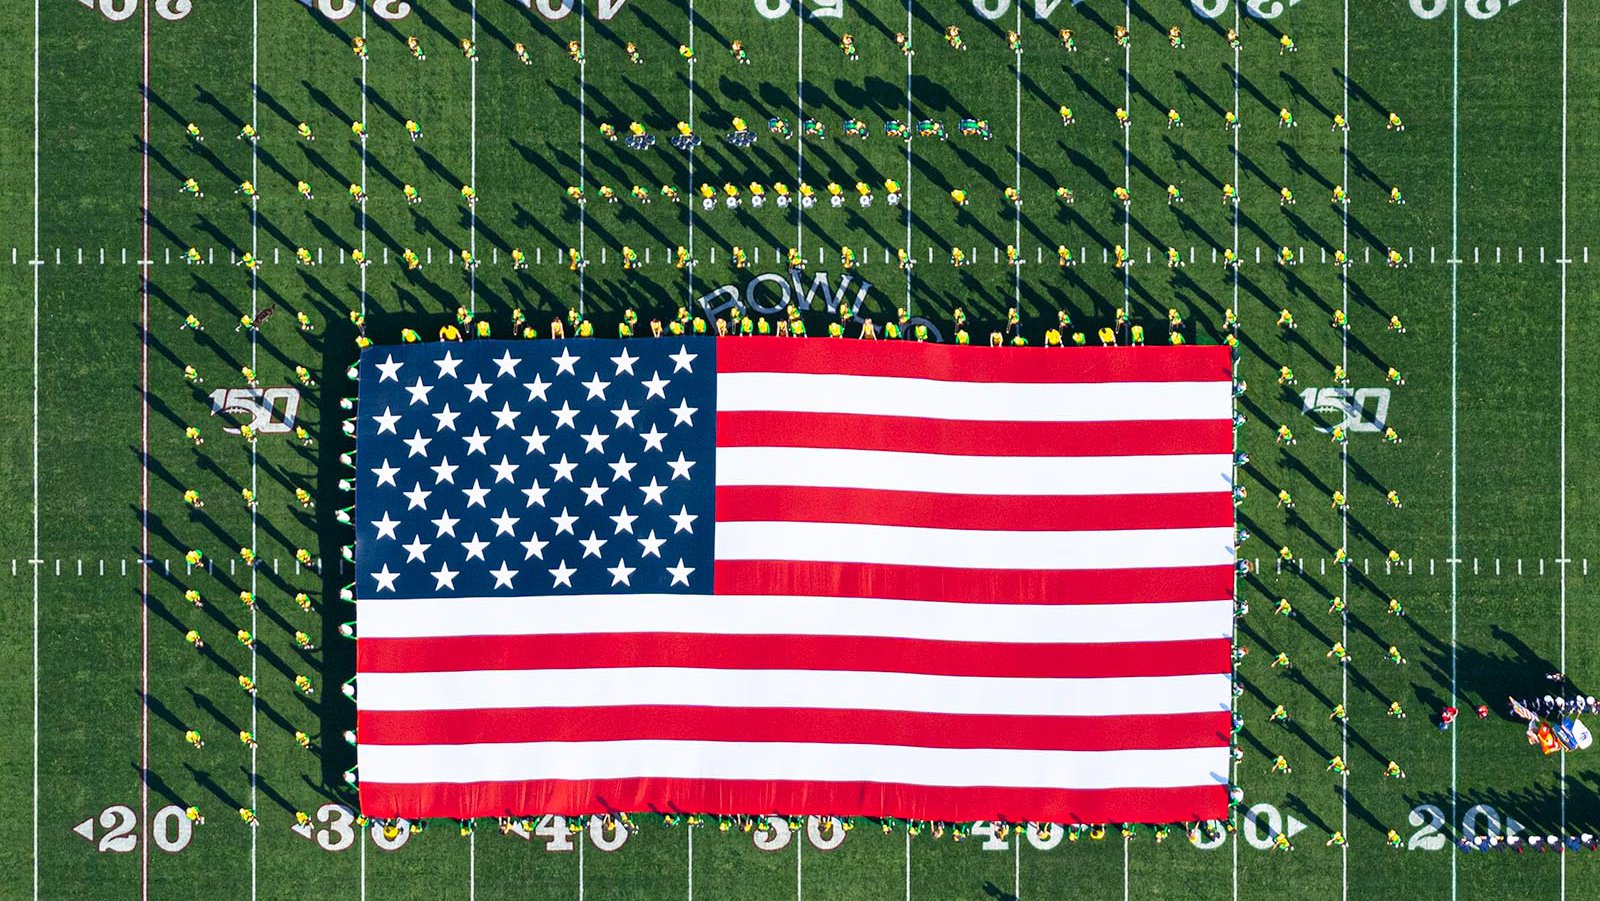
left=714, top=522, right=1235, bottom=570
left=715, top=447, right=1233, bottom=495
left=358, top=595, right=1234, bottom=643
left=359, top=739, right=1231, bottom=791
left=717, top=372, right=1232, bottom=422
left=358, top=668, right=1233, bottom=716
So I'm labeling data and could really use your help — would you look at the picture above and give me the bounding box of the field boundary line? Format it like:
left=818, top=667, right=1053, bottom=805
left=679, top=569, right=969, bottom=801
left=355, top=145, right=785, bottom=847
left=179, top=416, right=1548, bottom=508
left=1229, top=0, right=1240, bottom=893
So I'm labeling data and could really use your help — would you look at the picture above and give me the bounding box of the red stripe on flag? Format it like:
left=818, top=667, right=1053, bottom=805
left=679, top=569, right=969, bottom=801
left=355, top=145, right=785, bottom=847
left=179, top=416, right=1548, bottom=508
left=715, top=486, right=1234, bottom=532
left=716, top=411, right=1233, bottom=457
left=716, top=337, right=1233, bottom=383
left=357, top=707, right=1230, bottom=751
left=357, top=778, right=1228, bottom=824
left=713, top=560, right=1235, bottom=605
left=358, top=633, right=1231, bottom=679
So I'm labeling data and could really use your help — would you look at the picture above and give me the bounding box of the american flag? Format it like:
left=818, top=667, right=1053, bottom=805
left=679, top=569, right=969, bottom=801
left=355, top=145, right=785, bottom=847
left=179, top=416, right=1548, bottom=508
left=353, top=337, right=1236, bottom=824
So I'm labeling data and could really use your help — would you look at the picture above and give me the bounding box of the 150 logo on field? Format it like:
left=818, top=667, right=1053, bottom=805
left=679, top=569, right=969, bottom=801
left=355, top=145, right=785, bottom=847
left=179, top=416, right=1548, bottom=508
left=209, top=387, right=302, bottom=435
left=1299, top=387, right=1391, bottom=434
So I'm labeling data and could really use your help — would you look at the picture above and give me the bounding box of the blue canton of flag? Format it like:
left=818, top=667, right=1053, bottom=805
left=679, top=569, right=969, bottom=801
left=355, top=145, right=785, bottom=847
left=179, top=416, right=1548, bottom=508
left=355, top=338, right=716, bottom=599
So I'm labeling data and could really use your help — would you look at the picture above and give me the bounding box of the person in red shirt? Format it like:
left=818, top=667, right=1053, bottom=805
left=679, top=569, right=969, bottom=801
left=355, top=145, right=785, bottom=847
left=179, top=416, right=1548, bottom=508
left=1440, top=706, right=1459, bottom=730
left=1476, top=704, right=1490, bottom=720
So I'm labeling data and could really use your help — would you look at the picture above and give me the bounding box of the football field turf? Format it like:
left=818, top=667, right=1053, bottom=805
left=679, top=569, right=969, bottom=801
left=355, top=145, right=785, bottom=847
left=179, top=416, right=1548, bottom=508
left=2, top=0, right=1600, bottom=898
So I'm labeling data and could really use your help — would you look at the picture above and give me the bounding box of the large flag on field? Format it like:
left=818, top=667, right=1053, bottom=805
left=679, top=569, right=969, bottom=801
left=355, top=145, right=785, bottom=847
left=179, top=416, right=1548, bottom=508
left=352, top=337, right=1236, bottom=824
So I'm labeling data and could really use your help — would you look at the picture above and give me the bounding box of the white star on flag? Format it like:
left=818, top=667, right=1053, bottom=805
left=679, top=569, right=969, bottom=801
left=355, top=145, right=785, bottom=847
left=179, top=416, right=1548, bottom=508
left=490, top=455, right=520, bottom=483
left=520, top=533, right=548, bottom=560
left=404, top=483, right=432, bottom=510
left=638, top=530, right=666, bottom=558
left=372, top=459, right=400, bottom=487
left=639, top=477, right=668, bottom=505
left=430, top=457, right=458, bottom=484
left=375, top=354, right=403, bottom=382
left=667, top=452, right=695, bottom=480
left=431, top=563, right=459, bottom=590
left=405, top=377, right=433, bottom=405
left=403, top=430, right=431, bottom=458
left=490, top=509, right=520, bottom=536
left=579, top=478, right=609, bottom=506
left=640, top=425, right=667, bottom=452
left=434, top=351, right=462, bottom=379
left=432, top=404, right=460, bottom=431
left=642, top=371, right=670, bottom=399
left=372, top=407, right=401, bottom=434
left=611, top=348, right=638, bottom=375
left=552, top=348, right=580, bottom=376
left=431, top=511, right=460, bottom=538
left=493, top=349, right=522, bottom=376
left=666, top=558, right=695, bottom=586
left=549, top=560, right=576, bottom=587
left=489, top=561, right=518, bottom=588
left=669, top=345, right=697, bottom=372
left=582, top=373, right=611, bottom=400
left=371, top=512, right=400, bottom=540
left=371, top=564, right=400, bottom=592
left=461, top=533, right=490, bottom=561
left=578, top=531, right=608, bottom=558
left=523, top=375, right=551, bottom=401
left=464, top=374, right=493, bottom=402
left=462, top=480, right=491, bottom=507
left=607, top=559, right=637, bottom=586
left=402, top=536, right=430, bottom=563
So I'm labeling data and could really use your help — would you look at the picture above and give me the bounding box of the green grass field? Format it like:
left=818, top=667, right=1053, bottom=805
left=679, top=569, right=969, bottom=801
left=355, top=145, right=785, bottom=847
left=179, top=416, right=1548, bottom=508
left=3, top=0, right=1600, bottom=898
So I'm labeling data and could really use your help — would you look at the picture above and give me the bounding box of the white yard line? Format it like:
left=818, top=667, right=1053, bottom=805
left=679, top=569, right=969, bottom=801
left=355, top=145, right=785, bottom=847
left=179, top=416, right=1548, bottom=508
left=903, top=829, right=910, bottom=901
left=468, top=0, right=477, bottom=318
left=1229, top=7, right=1240, bottom=899
left=249, top=2, right=260, bottom=898
left=1011, top=3, right=1021, bottom=312
left=1339, top=2, right=1351, bottom=895
left=359, top=5, right=367, bottom=318
left=794, top=1, right=804, bottom=253
left=1122, top=835, right=1130, bottom=901
left=577, top=1, right=587, bottom=316
left=686, top=0, right=696, bottom=307
left=1120, top=0, right=1130, bottom=319
left=1013, top=833, right=1020, bottom=900
left=138, top=2, right=151, bottom=898
left=902, top=0, right=912, bottom=318
left=1559, top=0, right=1568, bottom=894
left=687, top=820, right=694, bottom=901
left=1449, top=2, right=1461, bottom=899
